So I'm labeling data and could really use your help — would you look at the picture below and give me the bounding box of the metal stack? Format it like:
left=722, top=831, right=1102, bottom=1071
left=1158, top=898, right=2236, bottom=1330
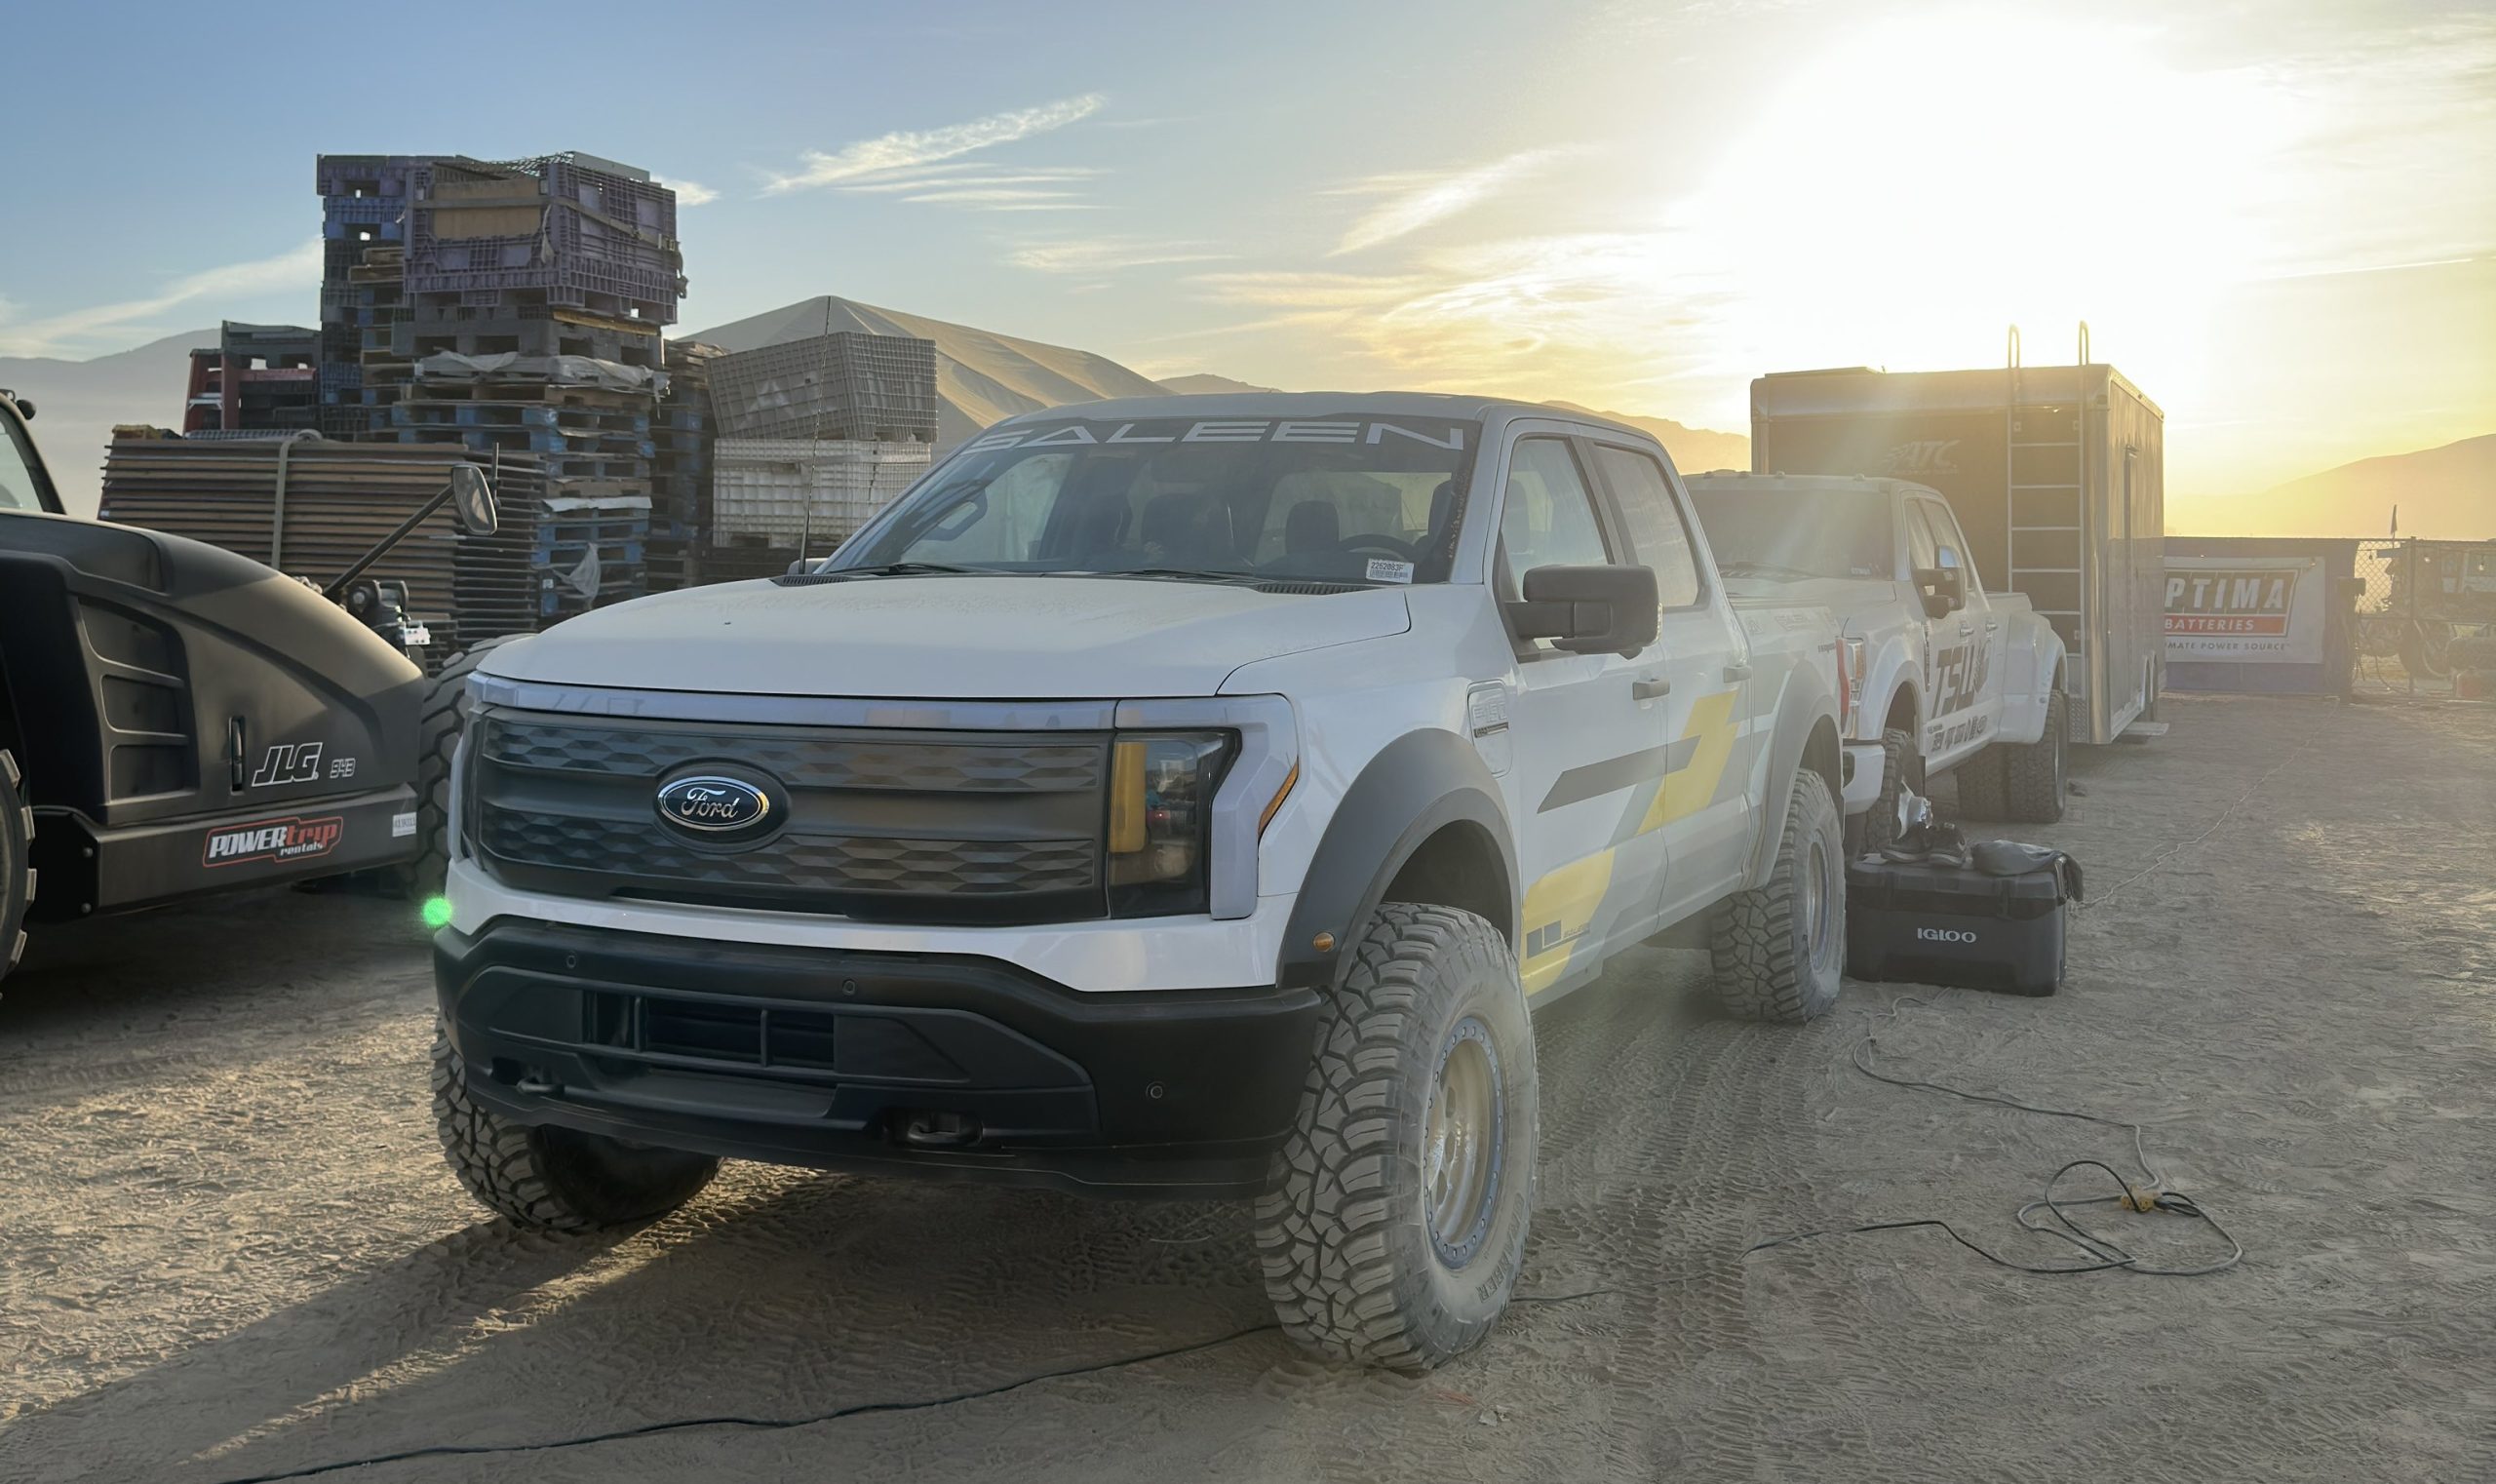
left=382, top=152, right=684, bottom=623
left=703, top=332, right=939, bottom=571
left=97, top=435, right=542, bottom=657
left=315, top=155, right=430, bottom=438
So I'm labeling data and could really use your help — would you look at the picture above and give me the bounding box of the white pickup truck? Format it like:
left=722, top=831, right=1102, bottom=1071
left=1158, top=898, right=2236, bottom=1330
left=1685, top=473, right=2071, bottom=845
left=426, top=395, right=1849, bottom=1371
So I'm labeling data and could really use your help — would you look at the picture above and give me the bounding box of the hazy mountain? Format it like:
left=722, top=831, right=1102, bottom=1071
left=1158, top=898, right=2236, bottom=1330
left=684, top=296, right=1170, bottom=452
left=1545, top=401, right=1751, bottom=476
left=2, top=329, right=207, bottom=516
left=2203, top=434, right=2493, bottom=540
left=1158, top=372, right=1282, bottom=396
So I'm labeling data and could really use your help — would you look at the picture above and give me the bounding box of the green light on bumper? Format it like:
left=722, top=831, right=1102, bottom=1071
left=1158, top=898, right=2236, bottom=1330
left=421, top=895, right=453, bottom=930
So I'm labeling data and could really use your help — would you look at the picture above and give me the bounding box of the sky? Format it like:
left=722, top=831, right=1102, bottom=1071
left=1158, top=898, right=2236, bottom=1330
left=4, top=0, right=2490, bottom=511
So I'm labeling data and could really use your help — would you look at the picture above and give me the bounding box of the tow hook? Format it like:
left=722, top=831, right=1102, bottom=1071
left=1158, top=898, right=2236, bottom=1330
left=895, top=1111, right=983, bottom=1149
left=515, top=1074, right=562, bottom=1096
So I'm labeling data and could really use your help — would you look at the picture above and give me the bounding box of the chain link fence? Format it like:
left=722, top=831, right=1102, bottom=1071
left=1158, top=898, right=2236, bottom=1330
left=2351, top=538, right=2496, bottom=697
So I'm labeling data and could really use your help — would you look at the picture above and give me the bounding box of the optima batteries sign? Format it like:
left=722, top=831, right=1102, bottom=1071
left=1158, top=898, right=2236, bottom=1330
left=2164, top=557, right=2324, bottom=664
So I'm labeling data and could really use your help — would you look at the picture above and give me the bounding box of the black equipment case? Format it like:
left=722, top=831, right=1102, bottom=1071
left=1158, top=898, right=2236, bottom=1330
left=1846, top=851, right=2078, bottom=996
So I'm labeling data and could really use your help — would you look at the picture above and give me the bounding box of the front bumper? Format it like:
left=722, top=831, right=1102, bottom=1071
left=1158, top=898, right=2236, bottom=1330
left=435, top=918, right=1322, bottom=1197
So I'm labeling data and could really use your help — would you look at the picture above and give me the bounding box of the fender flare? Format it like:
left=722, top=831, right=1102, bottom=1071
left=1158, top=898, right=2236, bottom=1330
left=1276, top=729, right=1516, bottom=992
left=1742, top=676, right=1843, bottom=891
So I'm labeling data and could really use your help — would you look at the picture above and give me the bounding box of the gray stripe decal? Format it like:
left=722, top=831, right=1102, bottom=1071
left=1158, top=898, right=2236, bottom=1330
left=1539, top=734, right=1702, bottom=813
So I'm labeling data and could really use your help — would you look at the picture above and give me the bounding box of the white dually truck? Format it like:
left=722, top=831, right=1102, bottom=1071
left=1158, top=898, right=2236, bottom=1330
left=1685, top=472, right=2072, bottom=846
left=427, top=395, right=1853, bottom=1370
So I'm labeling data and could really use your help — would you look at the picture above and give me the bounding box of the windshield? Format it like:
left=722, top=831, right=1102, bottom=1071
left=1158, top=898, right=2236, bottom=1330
left=1689, top=488, right=1893, bottom=581
left=831, top=413, right=1478, bottom=584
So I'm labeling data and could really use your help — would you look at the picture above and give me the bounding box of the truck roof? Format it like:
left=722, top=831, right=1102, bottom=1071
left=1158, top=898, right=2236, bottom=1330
left=986, top=390, right=1655, bottom=439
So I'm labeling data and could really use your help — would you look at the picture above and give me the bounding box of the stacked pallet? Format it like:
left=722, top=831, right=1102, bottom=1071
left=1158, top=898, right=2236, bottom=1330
left=648, top=339, right=720, bottom=591
left=97, top=436, right=541, bottom=658
left=383, top=152, right=685, bottom=623
left=349, top=246, right=414, bottom=435
left=181, top=322, right=321, bottom=436
left=315, top=155, right=430, bottom=438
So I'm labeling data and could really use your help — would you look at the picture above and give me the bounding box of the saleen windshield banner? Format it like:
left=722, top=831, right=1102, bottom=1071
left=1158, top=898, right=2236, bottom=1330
left=2164, top=557, right=2324, bottom=664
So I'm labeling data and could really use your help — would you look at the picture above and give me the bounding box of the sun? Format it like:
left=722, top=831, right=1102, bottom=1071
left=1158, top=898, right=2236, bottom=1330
left=1673, top=13, right=2290, bottom=399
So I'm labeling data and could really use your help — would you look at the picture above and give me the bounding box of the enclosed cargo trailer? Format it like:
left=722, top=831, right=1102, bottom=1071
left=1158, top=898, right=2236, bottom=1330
left=1748, top=355, right=2164, bottom=745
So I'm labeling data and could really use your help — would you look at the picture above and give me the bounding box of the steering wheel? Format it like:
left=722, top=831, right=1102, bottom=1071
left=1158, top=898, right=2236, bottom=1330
left=1336, top=534, right=1422, bottom=563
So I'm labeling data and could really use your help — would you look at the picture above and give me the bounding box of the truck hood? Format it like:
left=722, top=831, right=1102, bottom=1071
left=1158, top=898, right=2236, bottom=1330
left=1722, top=573, right=1906, bottom=629
left=482, top=575, right=1414, bottom=698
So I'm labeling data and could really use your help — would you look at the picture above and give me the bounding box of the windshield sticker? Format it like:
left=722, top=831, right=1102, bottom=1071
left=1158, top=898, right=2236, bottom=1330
left=960, top=420, right=1465, bottom=455
left=1366, top=558, right=1416, bottom=585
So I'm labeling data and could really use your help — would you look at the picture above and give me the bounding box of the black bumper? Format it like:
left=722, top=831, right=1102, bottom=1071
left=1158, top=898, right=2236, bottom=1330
left=434, top=918, right=1322, bottom=1198
left=33, top=784, right=420, bottom=920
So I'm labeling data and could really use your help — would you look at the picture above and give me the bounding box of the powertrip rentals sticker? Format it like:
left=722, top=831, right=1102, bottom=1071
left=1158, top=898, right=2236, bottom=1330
left=203, top=815, right=345, bottom=869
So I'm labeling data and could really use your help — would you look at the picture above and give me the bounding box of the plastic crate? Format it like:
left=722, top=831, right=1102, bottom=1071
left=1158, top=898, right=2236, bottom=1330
left=710, top=439, right=933, bottom=543
left=707, top=333, right=938, bottom=443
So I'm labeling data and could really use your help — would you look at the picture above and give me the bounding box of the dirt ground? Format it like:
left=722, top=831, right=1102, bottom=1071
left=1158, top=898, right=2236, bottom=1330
left=2, top=693, right=2489, bottom=1483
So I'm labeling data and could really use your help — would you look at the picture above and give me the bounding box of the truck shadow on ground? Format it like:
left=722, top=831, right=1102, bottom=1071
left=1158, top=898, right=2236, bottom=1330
left=3, top=1169, right=1292, bottom=1484
left=0, top=866, right=1744, bottom=1484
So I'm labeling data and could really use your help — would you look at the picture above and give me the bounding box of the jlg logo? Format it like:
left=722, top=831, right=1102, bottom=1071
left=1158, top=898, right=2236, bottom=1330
left=1916, top=927, right=1978, bottom=944
left=251, top=742, right=325, bottom=788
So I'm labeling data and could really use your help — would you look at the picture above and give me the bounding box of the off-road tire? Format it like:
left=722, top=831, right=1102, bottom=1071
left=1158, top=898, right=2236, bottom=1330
left=1953, top=745, right=2008, bottom=820
left=1709, top=767, right=1845, bottom=1023
left=1, top=749, right=32, bottom=985
left=2002, top=686, right=2069, bottom=824
left=1255, top=903, right=1538, bottom=1371
left=414, top=636, right=520, bottom=897
left=1854, top=726, right=1923, bottom=857
left=430, top=1021, right=720, bottom=1230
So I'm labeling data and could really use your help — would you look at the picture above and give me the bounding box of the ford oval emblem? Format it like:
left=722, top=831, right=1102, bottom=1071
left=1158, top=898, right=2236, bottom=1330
left=655, top=773, right=778, bottom=840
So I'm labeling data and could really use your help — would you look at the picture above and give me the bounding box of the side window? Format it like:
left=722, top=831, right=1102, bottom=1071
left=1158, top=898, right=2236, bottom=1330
left=1923, top=500, right=1983, bottom=590
left=1498, top=438, right=1611, bottom=593
left=0, top=416, right=47, bottom=514
left=1904, top=502, right=1940, bottom=572
left=1589, top=444, right=1703, bottom=609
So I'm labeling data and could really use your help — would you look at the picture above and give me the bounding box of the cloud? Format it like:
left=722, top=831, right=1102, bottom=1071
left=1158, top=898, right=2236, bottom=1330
left=656, top=176, right=719, bottom=207
left=1329, top=147, right=1580, bottom=255
left=763, top=95, right=1106, bottom=194
left=0, top=240, right=322, bottom=358
left=1008, top=239, right=1233, bottom=274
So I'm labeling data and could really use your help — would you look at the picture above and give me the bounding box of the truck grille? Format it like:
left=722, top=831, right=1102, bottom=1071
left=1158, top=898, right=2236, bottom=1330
left=466, top=709, right=1112, bottom=924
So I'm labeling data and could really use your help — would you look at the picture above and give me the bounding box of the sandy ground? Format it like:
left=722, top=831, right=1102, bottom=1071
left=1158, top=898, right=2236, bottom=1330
left=1, top=694, right=2489, bottom=1483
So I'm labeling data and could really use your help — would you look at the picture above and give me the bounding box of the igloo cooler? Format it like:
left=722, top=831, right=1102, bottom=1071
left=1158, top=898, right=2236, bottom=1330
left=1845, top=849, right=2079, bottom=996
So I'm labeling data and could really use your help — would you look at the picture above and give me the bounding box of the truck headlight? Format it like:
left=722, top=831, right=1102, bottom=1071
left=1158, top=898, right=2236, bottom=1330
left=1107, top=731, right=1232, bottom=917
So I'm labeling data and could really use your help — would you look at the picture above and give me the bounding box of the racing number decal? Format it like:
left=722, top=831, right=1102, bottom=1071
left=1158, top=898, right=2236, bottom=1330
left=1926, top=640, right=1995, bottom=754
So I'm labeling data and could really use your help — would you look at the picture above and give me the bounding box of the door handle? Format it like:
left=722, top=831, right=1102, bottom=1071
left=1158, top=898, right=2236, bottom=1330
left=1985, top=620, right=2001, bottom=632
left=1958, top=620, right=1975, bottom=636
left=1632, top=676, right=1672, bottom=701
left=1722, top=661, right=1752, bottom=683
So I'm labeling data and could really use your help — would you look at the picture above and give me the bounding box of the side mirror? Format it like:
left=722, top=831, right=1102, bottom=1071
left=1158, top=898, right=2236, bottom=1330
left=11, top=398, right=31, bottom=420
left=447, top=464, right=498, bottom=537
left=1511, top=564, right=1659, bottom=657
left=1915, top=565, right=1965, bottom=618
